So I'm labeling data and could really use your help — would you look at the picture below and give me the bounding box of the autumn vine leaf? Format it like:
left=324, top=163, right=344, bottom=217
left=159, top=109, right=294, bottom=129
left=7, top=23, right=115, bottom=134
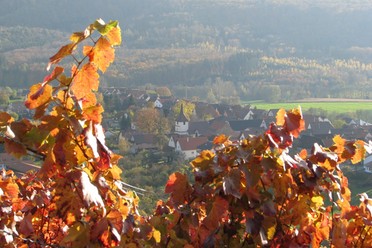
left=25, top=83, right=53, bottom=109
left=70, top=63, right=100, bottom=100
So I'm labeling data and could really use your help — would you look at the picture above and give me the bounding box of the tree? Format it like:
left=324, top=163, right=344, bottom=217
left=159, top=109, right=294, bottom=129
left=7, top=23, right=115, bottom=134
left=155, top=86, right=172, bottom=97
left=172, top=99, right=195, bottom=120
left=119, top=113, right=131, bottom=131
left=0, top=90, right=10, bottom=105
left=0, top=19, right=371, bottom=248
left=118, top=135, right=131, bottom=154
left=134, top=107, right=170, bottom=134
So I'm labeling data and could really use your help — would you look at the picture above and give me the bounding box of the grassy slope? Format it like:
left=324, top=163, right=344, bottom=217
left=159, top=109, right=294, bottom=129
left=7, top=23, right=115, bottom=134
left=248, top=101, right=372, bottom=113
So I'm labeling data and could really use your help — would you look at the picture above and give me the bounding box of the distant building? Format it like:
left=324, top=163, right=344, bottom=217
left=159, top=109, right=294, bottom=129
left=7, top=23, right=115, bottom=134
left=174, top=104, right=189, bottom=135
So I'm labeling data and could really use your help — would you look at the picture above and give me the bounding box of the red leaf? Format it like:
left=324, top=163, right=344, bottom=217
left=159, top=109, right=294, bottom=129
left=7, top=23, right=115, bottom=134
left=96, top=141, right=111, bottom=170
left=223, top=168, right=243, bottom=198
left=284, top=107, right=305, bottom=138
left=165, top=172, right=191, bottom=206
left=266, top=123, right=293, bottom=149
left=42, top=66, right=64, bottom=84
left=4, top=138, right=27, bottom=158
left=19, top=213, right=34, bottom=237
left=203, top=196, right=229, bottom=230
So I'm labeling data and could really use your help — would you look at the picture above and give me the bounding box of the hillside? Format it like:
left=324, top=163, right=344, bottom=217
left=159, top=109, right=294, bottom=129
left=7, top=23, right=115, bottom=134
left=1, top=1, right=372, bottom=102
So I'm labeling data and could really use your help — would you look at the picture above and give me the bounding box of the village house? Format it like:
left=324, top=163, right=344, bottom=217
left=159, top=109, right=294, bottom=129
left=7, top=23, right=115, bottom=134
left=174, top=136, right=209, bottom=160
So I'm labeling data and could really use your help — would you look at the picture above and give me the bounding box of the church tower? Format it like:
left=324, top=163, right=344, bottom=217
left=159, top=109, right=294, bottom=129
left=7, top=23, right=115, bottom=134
left=175, top=104, right=189, bottom=135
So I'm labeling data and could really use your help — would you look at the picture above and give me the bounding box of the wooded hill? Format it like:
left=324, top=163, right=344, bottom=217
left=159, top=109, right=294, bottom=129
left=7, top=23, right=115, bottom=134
left=1, top=0, right=372, bottom=102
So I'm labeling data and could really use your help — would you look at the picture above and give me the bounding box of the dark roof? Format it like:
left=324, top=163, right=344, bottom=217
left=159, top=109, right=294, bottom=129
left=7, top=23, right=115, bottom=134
left=228, top=120, right=264, bottom=131
left=189, top=121, right=216, bottom=137
left=307, top=122, right=334, bottom=136
left=177, top=136, right=208, bottom=151
left=298, top=135, right=325, bottom=149
left=130, top=133, right=156, bottom=145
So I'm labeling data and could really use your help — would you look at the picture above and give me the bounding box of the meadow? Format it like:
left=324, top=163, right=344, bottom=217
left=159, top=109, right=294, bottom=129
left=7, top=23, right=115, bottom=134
left=248, top=100, right=372, bottom=114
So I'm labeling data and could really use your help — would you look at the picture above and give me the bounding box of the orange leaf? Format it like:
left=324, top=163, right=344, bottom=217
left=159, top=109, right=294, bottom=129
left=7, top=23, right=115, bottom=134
left=351, top=140, right=366, bottom=164
left=91, top=37, right=115, bottom=73
left=213, top=134, right=228, bottom=145
left=48, top=43, right=76, bottom=70
left=276, top=108, right=286, bottom=126
left=25, top=83, right=53, bottom=110
left=106, top=26, right=122, bottom=46
left=0, top=181, right=19, bottom=199
left=299, top=149, right=307, bottom=159
left=71, top=63, right=99, bottom=100
left=82, top=104, right=104, bottom=123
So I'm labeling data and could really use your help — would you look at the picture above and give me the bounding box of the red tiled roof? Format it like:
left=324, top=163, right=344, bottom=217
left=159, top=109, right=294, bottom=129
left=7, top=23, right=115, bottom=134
left=177, top=136, right=208, bottom=151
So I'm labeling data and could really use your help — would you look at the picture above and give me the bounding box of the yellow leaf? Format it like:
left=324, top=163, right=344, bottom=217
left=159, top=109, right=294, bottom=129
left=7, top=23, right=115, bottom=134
left=108, top=165, right=122, bottom=180
left=262, top=216, right=276, bottom=241
left=70, top=31, right=87, bottom=43
left=190, top=150, right=215, bottom=170
left=153, top=229, right=161, bottom=243
left=311, top=195, right=324, bottom=210
left=106, top=26, right=122, bottom=46
left=333, top=134, right=345, bottom=146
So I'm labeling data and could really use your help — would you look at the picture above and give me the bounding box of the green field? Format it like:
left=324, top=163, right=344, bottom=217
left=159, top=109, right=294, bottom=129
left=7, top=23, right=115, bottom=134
left=248, top=101, right=372, bottom=114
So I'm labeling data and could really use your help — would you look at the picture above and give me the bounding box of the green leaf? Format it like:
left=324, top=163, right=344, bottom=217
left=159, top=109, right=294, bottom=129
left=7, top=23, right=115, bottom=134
left=93, top=19, right=119, bottom=35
